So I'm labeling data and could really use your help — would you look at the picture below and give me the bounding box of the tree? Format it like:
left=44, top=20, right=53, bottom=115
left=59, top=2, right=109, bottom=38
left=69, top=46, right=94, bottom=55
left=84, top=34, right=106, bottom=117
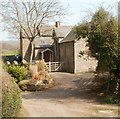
left=0, top=0, right=66, bottom=61
left=75, top=7, right=120, bottom=94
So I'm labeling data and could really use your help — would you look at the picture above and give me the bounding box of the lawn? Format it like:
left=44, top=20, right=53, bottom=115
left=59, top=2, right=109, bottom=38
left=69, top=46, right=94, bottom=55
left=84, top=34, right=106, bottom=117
left=0, top=51, right=19, bottom=56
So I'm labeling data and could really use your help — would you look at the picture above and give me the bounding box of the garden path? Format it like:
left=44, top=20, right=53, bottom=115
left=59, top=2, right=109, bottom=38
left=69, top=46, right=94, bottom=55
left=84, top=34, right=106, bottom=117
left=22, top=72, right=119, bottom=117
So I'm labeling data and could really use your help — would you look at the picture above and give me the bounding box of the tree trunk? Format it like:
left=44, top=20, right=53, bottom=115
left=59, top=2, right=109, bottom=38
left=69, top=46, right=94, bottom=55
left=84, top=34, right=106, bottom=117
left=107, top=71, right=111, bottom=92
left=30, top=41, right=34, bottom=62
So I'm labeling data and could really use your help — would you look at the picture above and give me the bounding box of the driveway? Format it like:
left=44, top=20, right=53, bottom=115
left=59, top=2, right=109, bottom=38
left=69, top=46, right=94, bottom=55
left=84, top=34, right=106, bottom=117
left=22, top=72, right=119, bottom=117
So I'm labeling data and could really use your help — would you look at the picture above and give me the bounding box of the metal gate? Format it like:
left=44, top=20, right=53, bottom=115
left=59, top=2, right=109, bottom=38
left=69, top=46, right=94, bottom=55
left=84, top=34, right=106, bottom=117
left=45, top=62, right=64, bottom=72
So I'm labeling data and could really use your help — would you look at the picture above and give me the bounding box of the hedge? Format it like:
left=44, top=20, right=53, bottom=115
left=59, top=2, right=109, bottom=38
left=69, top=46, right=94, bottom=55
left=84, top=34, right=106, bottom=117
left=2, top=65, right=22, bottom=117
left=5, top=64, right=28, bottom=83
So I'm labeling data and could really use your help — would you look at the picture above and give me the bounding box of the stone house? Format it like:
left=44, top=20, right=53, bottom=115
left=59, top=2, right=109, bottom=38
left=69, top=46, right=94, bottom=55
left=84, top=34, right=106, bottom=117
left=20, top=21, right=72, bottom=62
left=60, top=29, right=97, bottom=73
left=20, top=21, right=97, bottom=73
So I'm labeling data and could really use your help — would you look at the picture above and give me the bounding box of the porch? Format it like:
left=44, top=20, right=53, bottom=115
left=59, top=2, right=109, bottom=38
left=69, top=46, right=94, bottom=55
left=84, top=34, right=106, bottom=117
left=34, top=48, right=54, bottom=62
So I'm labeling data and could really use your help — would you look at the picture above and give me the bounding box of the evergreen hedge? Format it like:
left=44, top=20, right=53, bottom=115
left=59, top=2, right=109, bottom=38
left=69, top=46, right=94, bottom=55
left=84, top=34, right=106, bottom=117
left=2, top=67, right=22, bottom=117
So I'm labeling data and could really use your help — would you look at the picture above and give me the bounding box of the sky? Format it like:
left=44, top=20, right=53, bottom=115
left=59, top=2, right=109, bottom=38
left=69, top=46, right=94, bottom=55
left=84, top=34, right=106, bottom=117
left=0, top=0, right=119, bottom=41
left=60, top=0, right=118, bottom=25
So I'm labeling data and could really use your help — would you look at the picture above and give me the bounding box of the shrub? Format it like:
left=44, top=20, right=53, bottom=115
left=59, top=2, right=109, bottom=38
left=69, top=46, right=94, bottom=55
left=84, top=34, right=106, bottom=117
left=39, top=70, right=48, bottom=75
left=2, top=68, right=22, bottom=117
left=36, top=60, right=47, bottom=71
left=33, top=70, right=48, bottom=80
left=102, top=95, right=120, bottom=105
left=5, top=65, right=28, bottom=83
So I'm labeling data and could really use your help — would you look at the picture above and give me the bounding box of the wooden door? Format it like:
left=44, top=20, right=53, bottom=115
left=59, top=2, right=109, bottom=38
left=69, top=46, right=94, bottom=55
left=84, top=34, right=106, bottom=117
left=44, top=50, right=52, bottom=62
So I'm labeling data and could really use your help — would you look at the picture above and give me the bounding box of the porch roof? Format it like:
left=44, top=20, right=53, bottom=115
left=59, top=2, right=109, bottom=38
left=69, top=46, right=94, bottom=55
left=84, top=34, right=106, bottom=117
left=34, top=47, right=53, bottom=53
left=41, top=48, right=53, bottom=53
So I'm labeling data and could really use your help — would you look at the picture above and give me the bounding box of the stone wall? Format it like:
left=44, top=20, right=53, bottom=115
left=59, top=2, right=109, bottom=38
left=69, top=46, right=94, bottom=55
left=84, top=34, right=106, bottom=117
left=74, top=38, right=98, bottom=73
left=60, top=41, right=74, bottom=73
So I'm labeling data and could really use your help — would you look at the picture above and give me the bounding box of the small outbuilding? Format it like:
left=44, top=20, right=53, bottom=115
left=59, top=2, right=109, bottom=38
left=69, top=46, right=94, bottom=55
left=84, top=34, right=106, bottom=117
left=59, top=29, right=97, bottom=73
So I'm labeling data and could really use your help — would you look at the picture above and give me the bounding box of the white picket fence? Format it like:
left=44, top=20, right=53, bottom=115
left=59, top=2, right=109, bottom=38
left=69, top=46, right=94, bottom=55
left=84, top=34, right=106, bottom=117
left=45, top=62, right=64, bottom=72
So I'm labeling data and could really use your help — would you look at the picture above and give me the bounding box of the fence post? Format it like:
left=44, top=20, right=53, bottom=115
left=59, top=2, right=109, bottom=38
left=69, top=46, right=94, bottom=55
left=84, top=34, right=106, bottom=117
left=48, top=61, right=51, bottom=72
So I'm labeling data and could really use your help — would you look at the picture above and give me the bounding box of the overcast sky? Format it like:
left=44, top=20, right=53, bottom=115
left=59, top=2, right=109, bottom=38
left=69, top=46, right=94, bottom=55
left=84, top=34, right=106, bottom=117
left=0, top=0, right=119, bottom=41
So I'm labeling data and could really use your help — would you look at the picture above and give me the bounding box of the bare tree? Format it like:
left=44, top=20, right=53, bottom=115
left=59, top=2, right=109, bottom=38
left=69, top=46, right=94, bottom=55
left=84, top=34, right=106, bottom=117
left=0, top=0, right=66, bottom=62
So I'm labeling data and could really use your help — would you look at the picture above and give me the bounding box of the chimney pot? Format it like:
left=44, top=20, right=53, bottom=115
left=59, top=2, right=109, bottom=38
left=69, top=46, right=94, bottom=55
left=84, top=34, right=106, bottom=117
left=55, top=21, right=60, bottom=28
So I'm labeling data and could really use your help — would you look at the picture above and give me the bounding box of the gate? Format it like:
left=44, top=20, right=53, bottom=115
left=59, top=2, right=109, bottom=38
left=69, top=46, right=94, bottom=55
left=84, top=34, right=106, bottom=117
left=45, top=62, right=64, bottom=72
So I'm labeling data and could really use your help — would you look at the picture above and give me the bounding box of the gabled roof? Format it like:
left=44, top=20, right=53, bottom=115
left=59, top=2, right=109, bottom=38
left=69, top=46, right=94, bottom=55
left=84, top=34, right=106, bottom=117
left=40, top=25, right=72, bottom=38
left=41, top=48, right=53, bottom=53
left=22, top=25, right=72, bottom=38
left=60, top=28, right=78, bottom=43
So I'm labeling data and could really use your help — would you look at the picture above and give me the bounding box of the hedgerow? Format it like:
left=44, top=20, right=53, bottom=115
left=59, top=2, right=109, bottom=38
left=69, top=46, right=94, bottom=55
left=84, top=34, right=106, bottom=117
left=2, top=67, right=22, bottom=117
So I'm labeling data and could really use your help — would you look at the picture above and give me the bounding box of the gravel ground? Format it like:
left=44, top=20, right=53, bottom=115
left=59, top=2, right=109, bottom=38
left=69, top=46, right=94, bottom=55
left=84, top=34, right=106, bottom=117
left=22, top=72, right=119, bottom=117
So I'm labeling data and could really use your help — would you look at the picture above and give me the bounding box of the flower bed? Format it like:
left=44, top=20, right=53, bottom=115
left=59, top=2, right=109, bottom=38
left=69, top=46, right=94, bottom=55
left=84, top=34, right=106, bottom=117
left=18, top=71, right=54, bottom=91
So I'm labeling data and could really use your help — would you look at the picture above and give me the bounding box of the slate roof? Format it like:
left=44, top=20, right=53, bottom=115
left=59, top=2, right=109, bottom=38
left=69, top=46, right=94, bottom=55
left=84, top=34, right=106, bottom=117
left=34, top=36, right=54, bottom=46
left=60, top=28, right=78, bottom=43
left=40, top=25, right=72, bottom=38
left=22, top=25, right=72, bottom=47
left=22, top=25, right=72, bottom=38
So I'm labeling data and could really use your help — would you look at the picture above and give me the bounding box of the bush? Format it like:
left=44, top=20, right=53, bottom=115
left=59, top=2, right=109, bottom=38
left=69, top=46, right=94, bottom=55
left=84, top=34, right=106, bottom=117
left=36, top=60, right=47, bottom=71
left=34, top=70, right=48, bottom=80
left=2, top=68, right=22, bottom=117
left=5, top=65, right=28, bottom=83
left=102, top=95, right=120, bottom=105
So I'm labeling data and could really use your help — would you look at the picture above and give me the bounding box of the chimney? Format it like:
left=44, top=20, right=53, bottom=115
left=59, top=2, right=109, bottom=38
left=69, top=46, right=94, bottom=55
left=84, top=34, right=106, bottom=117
left=55, top=21, right=60, bottom=28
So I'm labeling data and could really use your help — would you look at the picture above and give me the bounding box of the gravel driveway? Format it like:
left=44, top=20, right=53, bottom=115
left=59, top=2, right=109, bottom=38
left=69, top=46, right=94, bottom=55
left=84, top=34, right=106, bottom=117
left=22, top=72, right=119, bottom=117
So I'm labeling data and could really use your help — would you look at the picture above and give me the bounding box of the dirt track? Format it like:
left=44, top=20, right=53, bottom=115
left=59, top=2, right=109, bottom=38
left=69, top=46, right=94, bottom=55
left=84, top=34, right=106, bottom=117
left=22, top=72, right=119, bottom=117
